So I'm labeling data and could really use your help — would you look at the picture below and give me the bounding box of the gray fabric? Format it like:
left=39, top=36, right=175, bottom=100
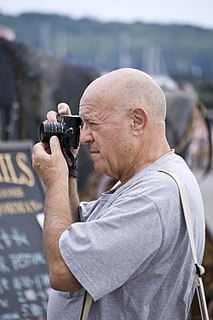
left=47, top=151, right=205, bottom=320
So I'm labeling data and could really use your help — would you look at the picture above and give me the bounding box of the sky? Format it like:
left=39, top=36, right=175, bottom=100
left=0, top=0, right=213, bottom=30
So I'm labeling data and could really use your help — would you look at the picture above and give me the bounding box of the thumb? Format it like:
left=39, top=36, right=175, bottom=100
left=49, top=136, right=61, bottom=153
left=49, top=136, right=68, bottom=175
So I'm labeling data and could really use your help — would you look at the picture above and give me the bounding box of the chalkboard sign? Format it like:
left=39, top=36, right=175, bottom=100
left=0, top=141, right=50, bottom=320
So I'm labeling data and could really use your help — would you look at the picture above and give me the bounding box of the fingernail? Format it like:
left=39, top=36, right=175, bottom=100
left=50, top=136, right=58, bottom=142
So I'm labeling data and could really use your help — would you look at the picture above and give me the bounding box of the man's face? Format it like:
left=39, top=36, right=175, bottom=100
left=79, top=103, right=132, bottom=180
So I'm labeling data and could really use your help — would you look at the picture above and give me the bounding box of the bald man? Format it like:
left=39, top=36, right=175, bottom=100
left=32, top=68, right=205, bottom=320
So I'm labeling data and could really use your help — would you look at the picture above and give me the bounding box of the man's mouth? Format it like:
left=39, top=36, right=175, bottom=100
left=90, top=150, right=100, bottom=158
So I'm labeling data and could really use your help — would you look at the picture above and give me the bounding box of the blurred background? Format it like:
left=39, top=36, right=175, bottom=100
left=0, top=1, right=213, bottom=319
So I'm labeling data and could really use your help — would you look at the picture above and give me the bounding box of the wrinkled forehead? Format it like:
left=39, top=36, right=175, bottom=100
left=79, top=103, right=100, bottom=121
left=79, top=73, right=122, bottom=121
left=79, top=89, right=114, bottom=121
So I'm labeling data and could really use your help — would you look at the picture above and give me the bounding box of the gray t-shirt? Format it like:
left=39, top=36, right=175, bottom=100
left=47, top=151, right=205, bottom=320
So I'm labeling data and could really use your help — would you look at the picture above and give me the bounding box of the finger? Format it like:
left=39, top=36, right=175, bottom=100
left=47, top=110, right=58, bottom=122
left=32, top=142, right=47, bottom=157
left=32, top=142, right=48, bottom=167
left=49, top=136, right=61, bottom=154
left=58, top=102, right=72, bottom=115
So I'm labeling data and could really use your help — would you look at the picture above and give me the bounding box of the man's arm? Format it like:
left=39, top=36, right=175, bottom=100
left=32, top=136, right=82, bottom=292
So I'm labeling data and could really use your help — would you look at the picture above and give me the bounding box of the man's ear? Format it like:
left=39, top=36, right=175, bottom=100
left=130, top=107, right=148, bottom=134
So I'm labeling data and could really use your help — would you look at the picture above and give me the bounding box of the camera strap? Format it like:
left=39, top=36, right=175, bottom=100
left=65, top=148, right=78, bottom=178
left=158, top=170, right=209, bottom=320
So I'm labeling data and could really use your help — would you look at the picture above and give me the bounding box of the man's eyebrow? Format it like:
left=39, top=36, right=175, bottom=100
left=80, top=110, right=98, bottom=121
left=81, top=114, right=95, bottom=122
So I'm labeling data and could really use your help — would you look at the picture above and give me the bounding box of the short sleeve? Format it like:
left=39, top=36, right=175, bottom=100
left=59, top=193, right=163, bottom=301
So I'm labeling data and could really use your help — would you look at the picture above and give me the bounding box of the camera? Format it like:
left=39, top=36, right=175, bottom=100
left=39, top=114, right=82, bottom=149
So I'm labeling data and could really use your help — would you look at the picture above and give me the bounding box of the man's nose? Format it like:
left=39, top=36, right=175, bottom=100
left=80, top=123, right=93, bottom=145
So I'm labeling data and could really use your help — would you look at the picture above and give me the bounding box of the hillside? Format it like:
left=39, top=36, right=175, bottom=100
left=0, top=12, right=213, bottom=107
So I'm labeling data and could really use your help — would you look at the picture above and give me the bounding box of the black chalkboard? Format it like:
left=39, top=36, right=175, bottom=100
left=0, top=141, right=50, bottom=320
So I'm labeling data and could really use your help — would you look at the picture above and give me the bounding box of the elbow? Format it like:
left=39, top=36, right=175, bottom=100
left=48, top=268, right=82, bottom=292
left=49, top=272, right=63, bottom=291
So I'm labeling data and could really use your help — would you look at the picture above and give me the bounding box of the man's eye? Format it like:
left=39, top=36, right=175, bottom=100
left=81, top=121, right=97, bottom=129
left=89, top=122, right=97, bottom=127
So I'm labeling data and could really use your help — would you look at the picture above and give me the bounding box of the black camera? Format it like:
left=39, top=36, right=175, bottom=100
left=39, top=114, right=82, bottom=149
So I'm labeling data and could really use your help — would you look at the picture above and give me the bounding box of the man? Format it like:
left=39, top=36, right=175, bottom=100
left=32, top=68, right=205, bottom=319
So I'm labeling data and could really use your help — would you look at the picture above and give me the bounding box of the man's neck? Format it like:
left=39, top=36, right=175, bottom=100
left=120, top=141, right=170, bottom=185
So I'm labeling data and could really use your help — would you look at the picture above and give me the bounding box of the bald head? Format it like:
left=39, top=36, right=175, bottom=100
left=79, top=68, right=170, bottom=180
left=80, top=68, right=167, bottom=121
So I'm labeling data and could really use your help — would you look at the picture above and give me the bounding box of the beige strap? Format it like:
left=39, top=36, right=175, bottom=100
left=158, top=170, right=209, bottom=320
left=79, top=170, right=209, bottom=320
left=158, top=170, right=198, bottom=262
left=79, top=291, right=93, bottom=320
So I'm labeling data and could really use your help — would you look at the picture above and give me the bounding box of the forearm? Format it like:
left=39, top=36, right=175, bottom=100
left=44, top=173, right=80, bottom=253
left=43, top=176, right=70, bottom=270
left=43, top=177, right=81, bottom=291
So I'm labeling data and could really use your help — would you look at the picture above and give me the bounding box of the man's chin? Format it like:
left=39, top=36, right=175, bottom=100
left=93, top=163, right=102, bottom=172
left=93, top=161, right=105, bottom=174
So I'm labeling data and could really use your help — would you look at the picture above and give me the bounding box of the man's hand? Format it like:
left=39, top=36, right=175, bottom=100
left=32, top=102, right=74, bottom=187
left=47, top=102, right=80, bottom=163
left=46, top=102, right=71, bottom=122
left=32, top=136, right=68, bottom=188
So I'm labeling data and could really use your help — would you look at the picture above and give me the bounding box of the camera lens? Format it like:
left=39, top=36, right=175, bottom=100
left=39, top=122, right=64, bottom=142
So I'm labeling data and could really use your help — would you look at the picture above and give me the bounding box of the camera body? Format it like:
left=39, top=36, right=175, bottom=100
left=39, top=114, right=82, bottom=149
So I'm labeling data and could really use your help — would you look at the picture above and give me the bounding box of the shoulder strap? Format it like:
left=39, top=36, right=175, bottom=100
left=79, top=291, right=93, bottom=320
left=158, top=169, right=209, bottom=320
left=78, top=170, right=210, bottom=320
